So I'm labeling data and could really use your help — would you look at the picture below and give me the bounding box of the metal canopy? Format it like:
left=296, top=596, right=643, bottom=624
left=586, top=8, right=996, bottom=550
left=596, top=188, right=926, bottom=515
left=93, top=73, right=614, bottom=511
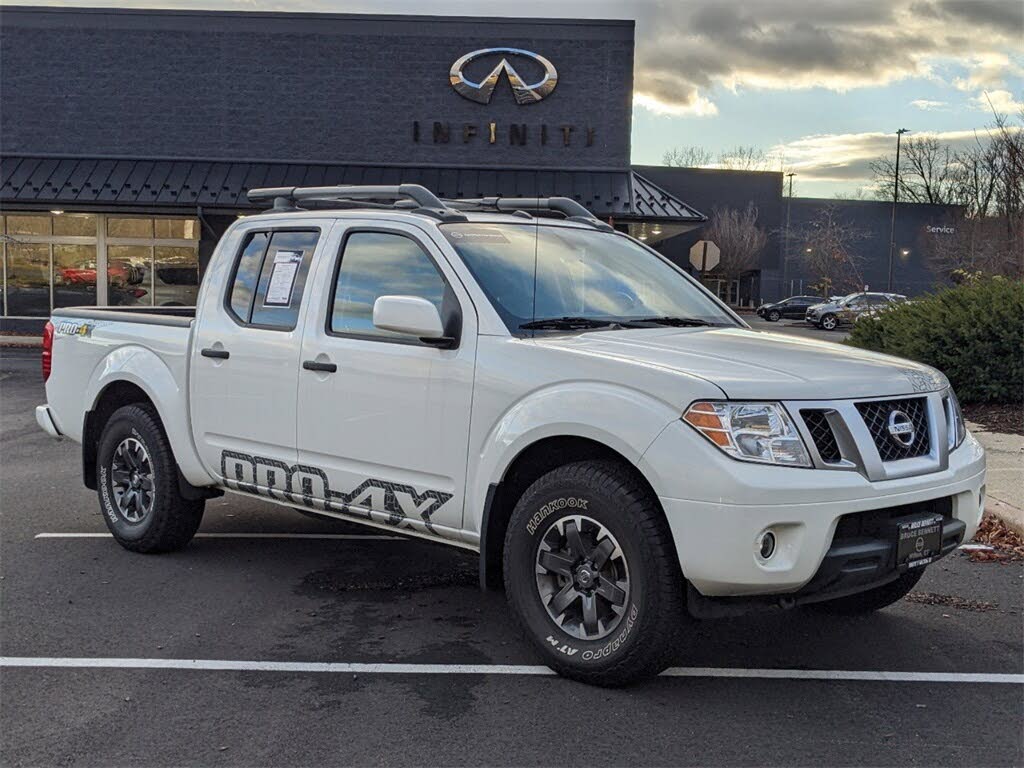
left=0, top=156, right=705, bottom=223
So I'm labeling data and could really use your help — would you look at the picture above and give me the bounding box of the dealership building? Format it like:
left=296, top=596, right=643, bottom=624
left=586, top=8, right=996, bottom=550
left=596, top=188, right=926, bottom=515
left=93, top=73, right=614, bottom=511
left=0, top=6, right=960, bottom=330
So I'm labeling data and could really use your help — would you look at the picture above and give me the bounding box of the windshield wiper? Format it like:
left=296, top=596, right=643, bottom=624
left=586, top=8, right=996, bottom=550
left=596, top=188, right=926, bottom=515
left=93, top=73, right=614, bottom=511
left=631, top=316, right=715, bottom=327
left=519, top=316, right=619, bottom=331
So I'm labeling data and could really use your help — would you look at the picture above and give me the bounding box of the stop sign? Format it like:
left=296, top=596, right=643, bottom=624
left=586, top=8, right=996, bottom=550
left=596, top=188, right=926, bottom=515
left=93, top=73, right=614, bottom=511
left=689, top=240, right=720, bottom=272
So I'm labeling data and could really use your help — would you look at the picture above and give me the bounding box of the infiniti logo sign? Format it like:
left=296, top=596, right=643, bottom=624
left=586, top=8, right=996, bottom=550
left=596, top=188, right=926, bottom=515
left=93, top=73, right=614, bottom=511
left=887, top=410, right=916, bottom=447
left=449, top=48, right=558, bottom=105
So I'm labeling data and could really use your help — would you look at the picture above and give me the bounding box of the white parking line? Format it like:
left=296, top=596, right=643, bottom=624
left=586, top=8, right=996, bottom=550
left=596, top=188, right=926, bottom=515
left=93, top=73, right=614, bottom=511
left=34, top=532, right=402, bottom=541
left=1, top=657, right=1021, bottom=684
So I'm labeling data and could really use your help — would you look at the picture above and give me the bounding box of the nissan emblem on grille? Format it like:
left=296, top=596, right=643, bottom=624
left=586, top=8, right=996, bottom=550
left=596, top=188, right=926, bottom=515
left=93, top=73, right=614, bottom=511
left=887, top=410, right=916, bottom=446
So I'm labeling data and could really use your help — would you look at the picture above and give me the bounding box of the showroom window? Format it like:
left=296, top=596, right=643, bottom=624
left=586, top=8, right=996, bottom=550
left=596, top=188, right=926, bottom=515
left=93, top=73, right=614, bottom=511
left=0, top=212, right=200, bottom=316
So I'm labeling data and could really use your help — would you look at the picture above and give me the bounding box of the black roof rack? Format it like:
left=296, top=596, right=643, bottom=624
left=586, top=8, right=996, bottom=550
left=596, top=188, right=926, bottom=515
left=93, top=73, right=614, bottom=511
left=440, top=196, right=614, bottom=231
left=246, top=185, right=613, bottom=230
left=247, top=184, right=468, bottom=222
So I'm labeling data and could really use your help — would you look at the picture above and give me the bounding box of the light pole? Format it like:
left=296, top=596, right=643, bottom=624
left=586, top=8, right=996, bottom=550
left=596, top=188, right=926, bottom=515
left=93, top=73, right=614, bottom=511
left=887, top=128, right=909, bottom=292
left=782, top=172, right=795, bottom=296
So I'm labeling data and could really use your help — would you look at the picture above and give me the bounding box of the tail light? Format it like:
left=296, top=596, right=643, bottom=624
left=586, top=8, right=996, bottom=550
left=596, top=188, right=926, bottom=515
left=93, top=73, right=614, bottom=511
left=42, top=320, right=54, bottom=382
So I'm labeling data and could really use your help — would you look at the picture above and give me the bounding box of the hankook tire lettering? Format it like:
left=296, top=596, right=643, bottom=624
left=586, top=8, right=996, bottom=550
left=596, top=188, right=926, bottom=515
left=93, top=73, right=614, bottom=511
left=526, top=497, right=588, bottom=534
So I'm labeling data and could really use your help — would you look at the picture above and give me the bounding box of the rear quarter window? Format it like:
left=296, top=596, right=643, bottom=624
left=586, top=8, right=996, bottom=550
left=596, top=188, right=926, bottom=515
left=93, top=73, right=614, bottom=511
left=226, top=229, right=319, bottom=330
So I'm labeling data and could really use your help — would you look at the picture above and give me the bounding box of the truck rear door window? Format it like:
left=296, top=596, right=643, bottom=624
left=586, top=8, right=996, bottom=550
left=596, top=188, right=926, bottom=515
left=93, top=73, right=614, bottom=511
left=227, top=229, right=319, bottom=330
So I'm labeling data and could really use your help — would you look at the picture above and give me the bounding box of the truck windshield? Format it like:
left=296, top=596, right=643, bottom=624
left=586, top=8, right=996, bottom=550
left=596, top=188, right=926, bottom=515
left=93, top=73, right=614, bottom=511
left=439, top=223, right=738, bottom=334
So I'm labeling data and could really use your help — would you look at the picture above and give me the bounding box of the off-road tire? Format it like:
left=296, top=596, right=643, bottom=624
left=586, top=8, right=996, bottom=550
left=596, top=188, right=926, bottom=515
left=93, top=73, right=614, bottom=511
left=96, top=404, right=204, bottom=553
left=503, top=460, right=686, bottom=686
left=811, top=568, right=925, bottom=614
left=767, top=310, right=781, bottom=322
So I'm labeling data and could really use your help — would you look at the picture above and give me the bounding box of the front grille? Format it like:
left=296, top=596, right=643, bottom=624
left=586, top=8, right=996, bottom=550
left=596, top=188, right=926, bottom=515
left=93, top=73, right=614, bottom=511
left=801, top=409, right=842, bottom=463
left=855, top=397, right=930, bottom=461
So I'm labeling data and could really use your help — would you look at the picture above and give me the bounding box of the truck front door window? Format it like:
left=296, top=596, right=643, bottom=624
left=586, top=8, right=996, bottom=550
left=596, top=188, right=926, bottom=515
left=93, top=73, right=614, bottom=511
left=330, top=232, right=448, bottom=341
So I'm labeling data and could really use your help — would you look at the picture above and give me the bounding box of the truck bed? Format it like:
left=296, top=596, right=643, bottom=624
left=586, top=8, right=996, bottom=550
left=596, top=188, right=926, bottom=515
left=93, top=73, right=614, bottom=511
left=45, top=306, right=196, bottom=455
left=51, top=305, right=195, bottom=327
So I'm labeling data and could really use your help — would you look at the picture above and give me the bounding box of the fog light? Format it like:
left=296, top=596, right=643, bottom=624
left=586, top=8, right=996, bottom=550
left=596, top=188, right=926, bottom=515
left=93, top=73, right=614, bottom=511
left=758, top=531, right=777, bottom=560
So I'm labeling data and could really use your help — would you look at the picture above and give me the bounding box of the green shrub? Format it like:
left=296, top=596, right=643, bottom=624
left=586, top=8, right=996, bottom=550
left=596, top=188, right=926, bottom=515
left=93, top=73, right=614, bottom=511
left=845, top=278, right=1024, bottom=403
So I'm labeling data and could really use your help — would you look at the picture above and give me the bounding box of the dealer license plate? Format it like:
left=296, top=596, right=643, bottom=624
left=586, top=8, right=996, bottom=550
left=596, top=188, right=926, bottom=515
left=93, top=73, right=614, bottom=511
left=896, top=516, right=944, bottom=568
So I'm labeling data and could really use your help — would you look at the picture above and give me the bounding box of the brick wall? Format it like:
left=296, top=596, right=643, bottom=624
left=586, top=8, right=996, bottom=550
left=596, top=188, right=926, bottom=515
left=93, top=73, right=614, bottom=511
left=0, top=7, right=634, bottom=169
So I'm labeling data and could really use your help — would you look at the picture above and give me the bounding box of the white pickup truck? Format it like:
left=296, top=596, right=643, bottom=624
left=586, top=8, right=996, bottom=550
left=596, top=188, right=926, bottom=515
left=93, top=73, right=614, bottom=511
left=37, top=185, right=986, bottom=685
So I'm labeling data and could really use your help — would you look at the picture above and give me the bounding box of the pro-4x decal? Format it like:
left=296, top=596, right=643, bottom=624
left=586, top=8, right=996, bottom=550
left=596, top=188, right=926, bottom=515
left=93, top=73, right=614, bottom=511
left=219, top=450, right=452, bottom=535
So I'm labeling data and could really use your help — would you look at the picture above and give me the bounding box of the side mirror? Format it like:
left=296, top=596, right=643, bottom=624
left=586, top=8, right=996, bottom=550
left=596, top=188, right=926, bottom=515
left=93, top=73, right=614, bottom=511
left=372, top=295, right=454, bottom=347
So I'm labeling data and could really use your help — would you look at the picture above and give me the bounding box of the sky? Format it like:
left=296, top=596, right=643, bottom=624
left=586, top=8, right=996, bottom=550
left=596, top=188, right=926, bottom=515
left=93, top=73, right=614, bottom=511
left=11, top=0, right=1024, bottom=198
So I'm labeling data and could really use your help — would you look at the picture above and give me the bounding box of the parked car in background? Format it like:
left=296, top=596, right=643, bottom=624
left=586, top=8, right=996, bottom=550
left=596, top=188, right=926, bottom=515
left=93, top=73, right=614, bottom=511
left=806, top=292, right=907, bottom=330
left=756, top=295, right=825, bottom=322
left=856, top=297, right=915, bottom=323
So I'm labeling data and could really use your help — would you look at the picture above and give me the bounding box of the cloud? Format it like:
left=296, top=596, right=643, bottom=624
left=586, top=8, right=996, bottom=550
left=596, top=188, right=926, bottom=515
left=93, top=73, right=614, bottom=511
left=633, top=92, right=718, bottom=117
left=630, top=0, right=1023, bottom=115
left=951, top=53, right=1024, bottom=92
left=970, top=89, right=1024, bottom=114
left=769, top=127, right=1010, bottom=183
left=911, top=99, right=948, bottom=110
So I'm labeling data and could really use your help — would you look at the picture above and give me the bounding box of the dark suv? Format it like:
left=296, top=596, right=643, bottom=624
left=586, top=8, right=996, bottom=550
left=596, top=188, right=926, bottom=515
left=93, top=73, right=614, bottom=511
left=756, top=295, right=825, bottom=322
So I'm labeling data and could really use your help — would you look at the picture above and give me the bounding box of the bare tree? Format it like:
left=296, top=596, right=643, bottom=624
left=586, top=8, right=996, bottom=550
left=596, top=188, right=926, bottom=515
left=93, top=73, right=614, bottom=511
left=990, top=106, right=1024, bottom=274
left=870, top=135, right=958, bottom=204
left=833, top=187, right=872, bottom=200
left=952, top=133, right=1001, bottom=218
left=662, top=146, right=714, bottom=167
left=660, top=144, right=787, bottom=172
left=703, top=204, right=768, bottom=280
left=797, top=206, right=868, bottom=294
left=869, top=112, right=1023, bottom=281
left=717, top=145, right=786, bottom=172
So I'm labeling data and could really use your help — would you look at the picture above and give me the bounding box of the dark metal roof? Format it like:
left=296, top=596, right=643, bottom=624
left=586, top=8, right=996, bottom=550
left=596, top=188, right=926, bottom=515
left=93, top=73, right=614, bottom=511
left=0, top=156, right=704, bottom=223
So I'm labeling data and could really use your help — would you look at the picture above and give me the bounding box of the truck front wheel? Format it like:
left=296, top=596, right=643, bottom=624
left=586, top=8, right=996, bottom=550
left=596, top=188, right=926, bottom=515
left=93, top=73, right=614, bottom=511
left=96, top=404, right=204, bottom=553
left=503, top=460, right=686, bottom=686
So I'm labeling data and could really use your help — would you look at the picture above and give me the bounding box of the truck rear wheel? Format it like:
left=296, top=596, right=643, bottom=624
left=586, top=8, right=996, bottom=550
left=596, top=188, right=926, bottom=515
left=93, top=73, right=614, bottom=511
left=96, top=404, right=204, bottom=553
left=811, top=568, right=925, bottom=614
left=503, top=460, right=685, bottom=686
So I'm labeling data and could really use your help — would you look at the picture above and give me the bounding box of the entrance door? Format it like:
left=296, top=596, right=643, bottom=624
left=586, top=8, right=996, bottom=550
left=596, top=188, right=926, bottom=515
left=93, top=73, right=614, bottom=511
left=190, top=225, right=326, bottom=488
left=295, top=225, right=476, bottom=539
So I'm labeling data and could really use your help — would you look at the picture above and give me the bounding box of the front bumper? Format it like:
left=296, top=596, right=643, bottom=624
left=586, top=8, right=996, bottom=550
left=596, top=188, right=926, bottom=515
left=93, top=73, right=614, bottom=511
left=640, top=420, right=986, bottom=597
left=686, top=502, right=967, bottom=617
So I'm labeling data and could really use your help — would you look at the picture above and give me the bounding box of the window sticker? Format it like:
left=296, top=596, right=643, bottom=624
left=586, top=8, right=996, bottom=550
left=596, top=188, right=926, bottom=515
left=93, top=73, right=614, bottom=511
left=263, top=250, right=303, bottom=306
left=443, top=228, right=510, bottom=244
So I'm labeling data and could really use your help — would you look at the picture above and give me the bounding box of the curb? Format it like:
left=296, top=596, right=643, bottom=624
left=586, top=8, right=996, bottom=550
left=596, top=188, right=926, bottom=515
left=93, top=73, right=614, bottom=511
left=987, top=497, right=1024, bottom=538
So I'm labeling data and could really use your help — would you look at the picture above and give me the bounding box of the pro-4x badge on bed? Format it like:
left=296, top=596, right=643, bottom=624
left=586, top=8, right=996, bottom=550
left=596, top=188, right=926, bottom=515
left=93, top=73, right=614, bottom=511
left=55, top=320, right=92, bottom=337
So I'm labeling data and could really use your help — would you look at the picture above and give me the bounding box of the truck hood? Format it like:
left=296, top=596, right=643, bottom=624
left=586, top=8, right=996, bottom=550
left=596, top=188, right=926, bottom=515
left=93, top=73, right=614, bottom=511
left=536, top=326, right=948, bottom=400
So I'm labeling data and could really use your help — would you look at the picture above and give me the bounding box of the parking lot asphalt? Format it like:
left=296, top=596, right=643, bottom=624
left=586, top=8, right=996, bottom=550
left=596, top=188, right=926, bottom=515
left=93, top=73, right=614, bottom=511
left=1, top=346, right=1021, bottom=767
left=744, top=314, right=852, bottom=341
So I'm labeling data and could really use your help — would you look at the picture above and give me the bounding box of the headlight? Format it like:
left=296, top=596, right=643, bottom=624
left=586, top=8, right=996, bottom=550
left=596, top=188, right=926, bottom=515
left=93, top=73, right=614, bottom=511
left=946, top=389, right=967, bottom=450
left=683, top=401, right=812, bottom=467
